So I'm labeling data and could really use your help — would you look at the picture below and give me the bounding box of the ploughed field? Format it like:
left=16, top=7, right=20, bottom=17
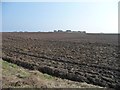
left=2, top=32, right=120, bottom=89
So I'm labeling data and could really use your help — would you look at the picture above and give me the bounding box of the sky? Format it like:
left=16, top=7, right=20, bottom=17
left=0, top=3, right=2, bottom=32
left=2, top=1, right=119, bottom=33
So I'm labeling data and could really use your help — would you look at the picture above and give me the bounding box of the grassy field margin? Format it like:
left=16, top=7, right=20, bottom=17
left=2, top=60, right=103, bottom=88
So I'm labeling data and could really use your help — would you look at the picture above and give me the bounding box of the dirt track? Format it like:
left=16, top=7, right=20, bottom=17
left=2, top=32, right=120, bottom=89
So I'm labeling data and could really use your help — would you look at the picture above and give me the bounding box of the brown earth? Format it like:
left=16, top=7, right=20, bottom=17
left=2, top=60, right=103, bottom=88
left=2, top=32, right=120, bottom=89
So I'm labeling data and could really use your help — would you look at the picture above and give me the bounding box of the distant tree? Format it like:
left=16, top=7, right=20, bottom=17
left=54, top=30, right=57, bottom=32
left=66, top=30, right=71, bottom=32
left=58, top=30, right=63, bottom=32
left=78, top=31, right=81, bottom=33
left=81, top=31, right=86, bottom=33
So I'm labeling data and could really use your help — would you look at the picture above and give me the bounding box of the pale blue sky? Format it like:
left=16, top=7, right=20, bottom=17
left=2, top=2, right=118, bottom=33
left=0, top=3, right=2, bottom=32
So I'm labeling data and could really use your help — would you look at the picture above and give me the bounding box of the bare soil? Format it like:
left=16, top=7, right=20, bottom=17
left=2, top=32, right=120, bottom=89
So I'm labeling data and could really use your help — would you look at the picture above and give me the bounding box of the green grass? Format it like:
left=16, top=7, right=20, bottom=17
left=2, top=60, right=56, bottom=88
left=2, top=60, right=30, bottom=78
left=2, top=60, right=17, bottom=69
left=2, top=60, right=54, bottom=80
left=42, top=73, right=53, bottom=80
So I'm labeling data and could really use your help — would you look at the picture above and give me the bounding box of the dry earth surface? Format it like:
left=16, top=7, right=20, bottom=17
left=2, top=32, right=120, bottom=89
